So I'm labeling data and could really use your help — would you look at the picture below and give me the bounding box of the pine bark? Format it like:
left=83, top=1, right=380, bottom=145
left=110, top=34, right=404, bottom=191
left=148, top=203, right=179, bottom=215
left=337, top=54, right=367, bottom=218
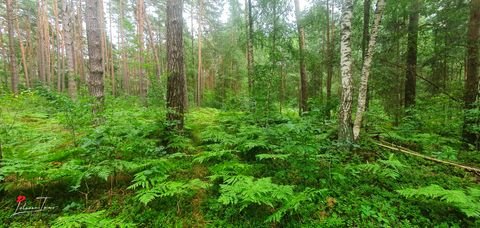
left=85, top=0, right=105, bottom=115
left=166, top=0, right=187, bottom=130
left=353, top=0, right=386, bottom=141
left=294, top=0, right=308, bottom=114
left=338, top=0, right=354, bottom=144
left=405, top=0, right=419, bottom=109
left=463, top=0, right=480, bottom=146
left=6, top=0, right=18, bottom=95
left=63, top=0, right=77, bottom=99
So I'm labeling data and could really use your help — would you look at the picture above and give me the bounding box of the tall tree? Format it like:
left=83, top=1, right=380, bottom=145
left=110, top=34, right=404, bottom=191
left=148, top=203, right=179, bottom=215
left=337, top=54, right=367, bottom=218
left=63, top=0, right=77, bottom=99
left=85, top=0, right=105, bottom=115
left=294, top=0, right=308, bottom=114
left=338, top=0, right=354, bottom=144
left=196, top=0, right=204, bottom=106
left=463, top=0, right=480, bottom=146
left=6, top=0, right=18, bottom=95
left=362, top=0, right=371, bottom=62
left=246, top=0, right=254, bottom=97
left=136, top=0, right=146, bottom=98
left=405, top=0, right=420, bottom=108
left=166, top=0, right=187, bottom=130
left=353, top=0, right=386, bottom=141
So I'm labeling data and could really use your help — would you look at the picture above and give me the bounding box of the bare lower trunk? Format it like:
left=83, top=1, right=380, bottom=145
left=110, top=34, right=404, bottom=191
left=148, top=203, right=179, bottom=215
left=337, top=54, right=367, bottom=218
left=166, top=0, right=186, bottom=130
left=294, top=0, right=308, bottom=115
left=353, top=0, right=386, bottom=141
left=136, top=0, right=146, bottom=99
left=63, top=0, right=77, bottom=99
left=463, top=0, right=480, bottom=146
left=405, top=0, right=419, bottom=109
left=246, top=0, right=254, bottom=97
left=6, top=0, right=18, bottom=95
left=338, top=0, right=354, bottom=144
left=85, top=0, right=105, bottom=115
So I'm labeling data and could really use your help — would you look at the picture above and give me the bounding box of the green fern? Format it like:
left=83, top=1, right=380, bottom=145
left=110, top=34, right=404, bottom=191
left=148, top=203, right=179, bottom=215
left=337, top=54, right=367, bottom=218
left=266, top=188, right=328, bottom=223
left=218, top=175, right=294, bottom=210
left=353, top=154, right=406, bottom=180
left=132, top=178, right=211, bottom=205
left=397, top=185, right=480, bottom=218
left=51, top=210, right=135, bottom=228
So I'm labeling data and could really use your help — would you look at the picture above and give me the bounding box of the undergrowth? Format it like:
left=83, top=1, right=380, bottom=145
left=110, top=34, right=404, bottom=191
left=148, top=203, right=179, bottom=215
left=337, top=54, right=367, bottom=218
left=0, top=91, right=478, bottom=227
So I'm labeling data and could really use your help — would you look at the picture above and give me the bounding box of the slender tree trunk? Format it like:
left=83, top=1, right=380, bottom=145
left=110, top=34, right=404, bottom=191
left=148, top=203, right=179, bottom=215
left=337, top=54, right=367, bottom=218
left=63, top=0, right=77, bottom=99
left=136, top=0, right=146, bottom=99
left=325, top=0, right=334, bottom=117
left=74, top=1, right=85, bottom=83
left=6, top=0, right=18, bottom=95
left=37, top=0, right=45, bottom=84
left=146, top=17, right=161, bottom=81
left=53, top=0, right=64, bottom=92
left=362, top=0, right=371, bottom=62
left=353, top=0, right=386, bottom=141
left=405, top=0, right=419, bottom=109
left=85, top=0, right=105, bottom=115
left=196, top=0, right=204, bottom=106
left=14, top=13, right=29, bottom=89
left=109, top=0, right=115, bottom=97
left=294, top=0, right=308, bottom=114
left=247, top=0, right=254, bottom=97
left=119, top=0, right=129, bottom=94
left=338, top=0, right=354, bottom=144
left=463, top=0, right=480, bottom=147
left=166, top=0, right=186, bottom=130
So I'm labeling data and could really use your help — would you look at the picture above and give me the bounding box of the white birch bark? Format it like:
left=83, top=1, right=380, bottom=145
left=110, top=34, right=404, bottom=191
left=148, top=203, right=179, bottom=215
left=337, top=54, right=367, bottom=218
left=353, top=0, right=386, bottom=140
left=338, top=0, right=354, bottom=143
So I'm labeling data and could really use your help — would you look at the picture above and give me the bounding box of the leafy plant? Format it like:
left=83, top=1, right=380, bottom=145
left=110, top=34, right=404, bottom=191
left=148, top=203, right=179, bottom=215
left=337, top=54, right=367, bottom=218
left=397, top=185, right=480, bottom=218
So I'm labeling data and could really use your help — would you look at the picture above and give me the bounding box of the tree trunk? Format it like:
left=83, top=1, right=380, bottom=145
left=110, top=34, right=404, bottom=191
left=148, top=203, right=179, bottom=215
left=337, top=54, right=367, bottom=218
left=463, top=0, right=480, bottom=146
left=85, top=0, right=105, bottom=115
left=166, top=0, right=187, bottom=130
left=37, top=0, right=45, bottom=83
left=294, top=0, right=308, bottom=114
left=325, top=0, right=334, bottom=117
left=6, top=0, right=18, bottom=95
left=338, top=0, right=354, bottom=144
left=353, top=0, right=386, bottom=141
left=136, top=0, right=146, bottom=99
left=63, top=0, right=77, bottom=99
left=405, top=0, right=419, bottom=109
left=119, top=0, right=129, bottom=94
left=247, top=0, right=254, bottom=97
left=362, top=0, right=371, bottom=62
left=109, top=0, right=115, bottom=97
left=14, top=10, right=29, bottom=89
left=196, top=0, right=204, bottom=106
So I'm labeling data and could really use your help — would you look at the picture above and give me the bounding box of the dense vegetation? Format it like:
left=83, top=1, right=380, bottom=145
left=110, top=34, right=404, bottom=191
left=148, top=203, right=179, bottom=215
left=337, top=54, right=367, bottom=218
left=0, top=0, right=479, bottom=227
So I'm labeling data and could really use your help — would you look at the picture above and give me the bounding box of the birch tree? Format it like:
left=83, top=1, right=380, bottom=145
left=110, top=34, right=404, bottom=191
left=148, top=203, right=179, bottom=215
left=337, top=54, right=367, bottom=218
left=338, top=0, right=354, bottom=143
left=353, top=0, right=386, bottom=141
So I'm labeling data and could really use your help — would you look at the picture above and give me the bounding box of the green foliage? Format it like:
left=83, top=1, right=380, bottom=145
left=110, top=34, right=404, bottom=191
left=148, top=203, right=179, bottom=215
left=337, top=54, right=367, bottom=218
left=51, top=210, right=135, bottom=228
left=397, top=185, right=480, bottom=218
left=352, top=154, right=407, bottom=180
left=218, top=175, right=294, bottom=210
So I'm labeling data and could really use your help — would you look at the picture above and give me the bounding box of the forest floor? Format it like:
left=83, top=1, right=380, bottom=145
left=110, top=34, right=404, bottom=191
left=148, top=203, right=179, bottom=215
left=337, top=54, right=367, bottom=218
left=0, top=91, right=479, bottom=227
